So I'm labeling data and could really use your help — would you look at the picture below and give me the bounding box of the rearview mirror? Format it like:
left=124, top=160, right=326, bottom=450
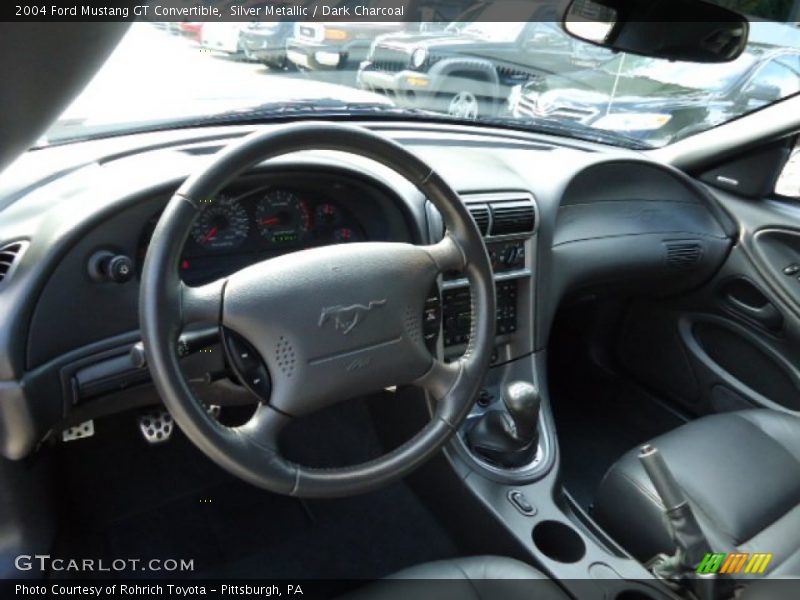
left=564, top=0, right=749, bottom=63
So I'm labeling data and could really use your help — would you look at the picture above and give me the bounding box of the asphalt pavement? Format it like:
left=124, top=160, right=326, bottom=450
left=56, top=23, right=365, bottom=133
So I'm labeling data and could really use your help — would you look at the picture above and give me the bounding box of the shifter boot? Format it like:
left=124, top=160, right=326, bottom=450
left=466, top=410, right=538, bottom=468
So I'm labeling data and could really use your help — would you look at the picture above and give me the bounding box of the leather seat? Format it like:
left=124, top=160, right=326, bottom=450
left=593, top=409, right=800, bottom=576
left=350, top=556, right=569, bottom=600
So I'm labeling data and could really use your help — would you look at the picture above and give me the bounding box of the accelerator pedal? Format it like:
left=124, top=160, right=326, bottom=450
left=138, top=408, right=174, bottom=444
left=138, top=405, right=221, bottom=444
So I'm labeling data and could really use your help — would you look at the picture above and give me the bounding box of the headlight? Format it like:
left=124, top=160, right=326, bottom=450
left=594, top=113, right=672, bottom=131
left=324, top=28, right=350, bottom=41
left=411, top=47, right=427, bottom=69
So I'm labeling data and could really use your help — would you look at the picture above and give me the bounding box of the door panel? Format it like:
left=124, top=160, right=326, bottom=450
left=616, top=189, right=800, bottom=416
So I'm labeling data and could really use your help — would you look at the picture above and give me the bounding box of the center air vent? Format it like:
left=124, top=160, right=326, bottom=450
left=467, top=204, right=490, bottom=235
left=0, top=241, right=27, bottom=286
left=489, top=199, right=535, bottom=236
left=665, top=241, right=703, bottom=269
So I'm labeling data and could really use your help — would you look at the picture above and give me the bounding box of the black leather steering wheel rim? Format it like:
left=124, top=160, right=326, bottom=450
left=139, top=122, right=495, bottom=497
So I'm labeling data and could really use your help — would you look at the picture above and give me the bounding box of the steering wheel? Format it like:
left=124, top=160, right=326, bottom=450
left=139, top=123, right=495, bottom=498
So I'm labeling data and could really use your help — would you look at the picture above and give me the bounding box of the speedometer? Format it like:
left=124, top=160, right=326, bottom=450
left=190, top=195, right=250, bottom=251
left=254, top=190, right=311, bottom=245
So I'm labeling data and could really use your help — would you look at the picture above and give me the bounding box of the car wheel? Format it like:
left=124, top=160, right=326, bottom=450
left=447, top=89, right=483, bottom=120
left=267, top=55, right=289, bottom=71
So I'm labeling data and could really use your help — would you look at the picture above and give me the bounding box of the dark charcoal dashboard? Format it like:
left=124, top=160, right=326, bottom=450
left=0, top=121, right=734, bottom=460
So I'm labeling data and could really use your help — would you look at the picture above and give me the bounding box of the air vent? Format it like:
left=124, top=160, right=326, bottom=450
left=467, top=204, right=490, bottom=235
left=665, top=241, right=703, bottom=269
left=0, top=241, right=27, bottom=285
left=489, top=200, right=535, bottom=236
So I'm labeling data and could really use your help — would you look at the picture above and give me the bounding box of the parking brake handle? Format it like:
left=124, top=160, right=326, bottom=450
left=638, top=444, right=718, bottom=599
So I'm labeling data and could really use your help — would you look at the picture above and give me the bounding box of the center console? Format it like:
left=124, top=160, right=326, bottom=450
left=436, top=192, right=537, bottom=365
left=422, top=193, right=673, bottom=600
left=429, top=192, right=552, bottom=480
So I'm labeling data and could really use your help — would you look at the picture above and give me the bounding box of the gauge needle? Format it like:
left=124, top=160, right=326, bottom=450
left=261, top=217, right=281, bottom=225
left=202, top=226, right=218, bottom=243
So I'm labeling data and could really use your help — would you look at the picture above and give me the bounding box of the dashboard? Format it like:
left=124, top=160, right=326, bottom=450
left=0, top=121, right=734, bottom=460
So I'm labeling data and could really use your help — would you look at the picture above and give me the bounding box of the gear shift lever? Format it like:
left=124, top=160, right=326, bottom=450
left=504, top=381, right=540, bottom=442
left=466, top=381, right=540, bottom=468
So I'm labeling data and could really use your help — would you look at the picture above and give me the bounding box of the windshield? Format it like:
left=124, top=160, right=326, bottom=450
left=600, top=53, right=758, bottom=92
left=44, top=19, right=800, bottom=149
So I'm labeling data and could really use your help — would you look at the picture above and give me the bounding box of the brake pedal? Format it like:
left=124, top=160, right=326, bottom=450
left=62, top=420, right=94, bottom=442
left=138, top=408, right=174, bottom=444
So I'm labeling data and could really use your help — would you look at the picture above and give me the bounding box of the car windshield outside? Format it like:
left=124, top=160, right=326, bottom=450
left=43, top=18, right=800, bottom=149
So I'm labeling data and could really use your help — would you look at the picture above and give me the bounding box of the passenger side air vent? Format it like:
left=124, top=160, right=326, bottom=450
left=489, top=199, right=535, bottom=236
left=665, top=241, right=703, bottom=269
left=467, top=204, right=490, bottom=235
left=0, top=241, right=27, bottom=286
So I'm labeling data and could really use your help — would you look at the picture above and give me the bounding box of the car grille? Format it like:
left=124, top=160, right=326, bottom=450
left=517, top=96, right=597, bottom=123
left=369, top=46, right=409, bottom=72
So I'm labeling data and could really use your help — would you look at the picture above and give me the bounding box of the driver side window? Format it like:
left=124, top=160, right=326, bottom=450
left=776, top=138, right=800, bottom=198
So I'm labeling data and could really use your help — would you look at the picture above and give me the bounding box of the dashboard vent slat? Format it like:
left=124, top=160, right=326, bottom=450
left=489, top=199, right=535, bottom=236
left=467, top=204, right=490, bottom=235
left=665, top=241, right=703, bottom=269
left=0, top=241, right=27, bottom=286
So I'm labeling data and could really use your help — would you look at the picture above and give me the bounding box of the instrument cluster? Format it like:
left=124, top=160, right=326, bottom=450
left=189, top=188, right=364, bottom=252
left=140, top=186, right=366, bottom=285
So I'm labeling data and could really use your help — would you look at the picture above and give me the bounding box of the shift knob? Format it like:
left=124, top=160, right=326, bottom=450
left=503, top=381, right=540, bottom=442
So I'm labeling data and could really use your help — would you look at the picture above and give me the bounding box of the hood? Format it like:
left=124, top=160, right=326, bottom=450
left=372, top=31, right=497, bottom=53
left=521, top=71, right=713, bottom=110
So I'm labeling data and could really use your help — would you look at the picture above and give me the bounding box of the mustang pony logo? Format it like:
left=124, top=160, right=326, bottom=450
left=318, top=300, right=387, bottom=335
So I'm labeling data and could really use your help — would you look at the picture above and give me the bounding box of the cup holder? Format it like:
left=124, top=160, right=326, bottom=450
left=531, top=520, right=586, bottom=563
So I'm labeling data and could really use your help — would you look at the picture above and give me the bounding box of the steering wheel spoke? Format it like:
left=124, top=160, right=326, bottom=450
left=239, top=403, right=293, bottom=452
left=181, top=278, right=225, bottom=325
left=414, top=357, right=462, bottom=401
left=424, top=234, right=467, bottom=275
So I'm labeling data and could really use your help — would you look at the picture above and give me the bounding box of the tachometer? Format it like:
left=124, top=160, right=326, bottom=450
left=255, top=190, right=311, bottom=245
left=190, top=195, right=250, bottom=251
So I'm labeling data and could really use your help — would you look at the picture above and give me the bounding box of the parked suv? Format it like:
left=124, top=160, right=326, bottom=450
left=511, top=46, right=800, bottom=146
left=240, top=21, right=296, bottom=69
left=285, top=0, right=473, bottom=72
left=358, top=14, right=611, bottom=118
left=287, top=21, right=408, bottom=71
